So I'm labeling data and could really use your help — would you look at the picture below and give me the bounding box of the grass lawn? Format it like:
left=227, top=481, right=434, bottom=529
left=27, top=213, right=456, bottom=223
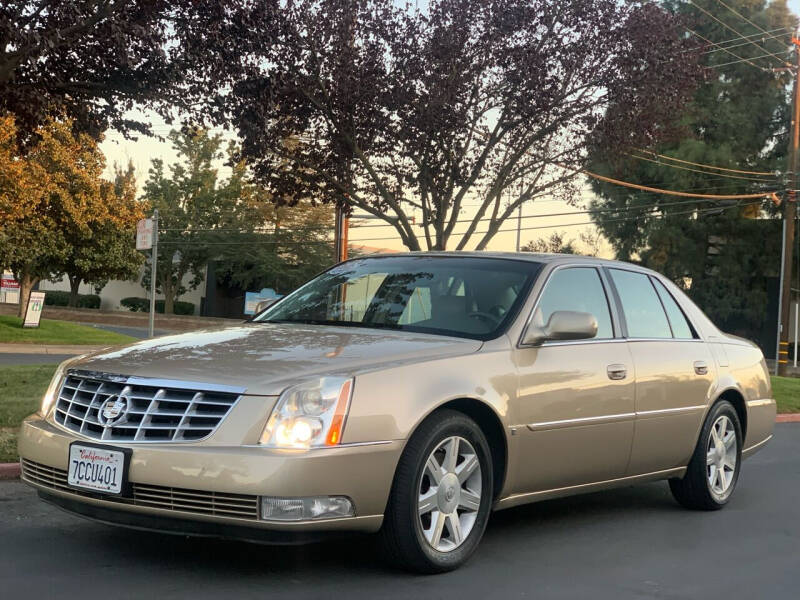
left=0, top=315, right=134, bottom=345
left=0, top=364, right=57, bottom=462
left=0, top=366, right=797, bottom=464
left=769, top=376, right=800, bottom=414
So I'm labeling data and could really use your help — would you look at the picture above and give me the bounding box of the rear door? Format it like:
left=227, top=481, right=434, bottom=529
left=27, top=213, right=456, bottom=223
left=606, top=268, right=716, bottom=475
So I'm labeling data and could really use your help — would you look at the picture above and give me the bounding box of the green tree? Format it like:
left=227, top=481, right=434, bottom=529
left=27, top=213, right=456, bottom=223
left=587, top=0, right=794, bottom=344
left=0, top=116, right=125, bottom=317
left=140, top=130, right=235, bottom=314
left=215, top=202, right=334, bottom=295
left=55, top=162, right=145, bottom=306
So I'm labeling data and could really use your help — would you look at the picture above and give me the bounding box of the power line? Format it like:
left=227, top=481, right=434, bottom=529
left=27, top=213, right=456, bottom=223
left=684, top=26, right=791, bottom=53
left=687, top=0, right=791, bottom=67
left=347, top=202, right=761, bottom=243
left=633, top=150, right=776, bottom=176
left=714, top=0, right=774, bottom=39
left=686, top=27, right=771, bottom=72
left=702, top=29, right=790, bottom=55
left=154, top=201, right=758, bottom=247
left=574, top=166, right=777, bottom=200
left=628, top=153, right=777, bottom=181
left=155, top=193, right=768, bottom=236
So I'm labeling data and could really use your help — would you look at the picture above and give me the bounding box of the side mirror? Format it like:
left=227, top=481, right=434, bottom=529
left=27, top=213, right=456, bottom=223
left=522, top=310, right=598, bottom=346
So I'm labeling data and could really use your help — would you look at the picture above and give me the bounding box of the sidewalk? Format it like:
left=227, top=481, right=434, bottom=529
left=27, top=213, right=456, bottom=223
left=0, top=343, right=106, bottom=355
left=0, top=303, right=239, bottom=332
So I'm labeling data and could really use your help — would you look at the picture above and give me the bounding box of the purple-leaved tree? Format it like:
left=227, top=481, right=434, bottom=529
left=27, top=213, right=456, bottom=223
left=214, top=0, right=702, bottom=250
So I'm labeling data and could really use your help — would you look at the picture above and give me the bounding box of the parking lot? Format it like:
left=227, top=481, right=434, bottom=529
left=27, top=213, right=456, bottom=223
left=0, top=424, right=796, bottom=600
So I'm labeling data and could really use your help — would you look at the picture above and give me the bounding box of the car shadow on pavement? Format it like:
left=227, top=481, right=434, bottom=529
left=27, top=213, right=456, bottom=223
left=81, top=481, right=680, bottom=576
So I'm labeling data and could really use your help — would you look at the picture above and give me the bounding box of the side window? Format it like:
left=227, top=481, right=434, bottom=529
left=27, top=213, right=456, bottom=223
left=651, top=278, right=695, bottom=339
left=533, top=267, right=614, bottom=339
left=608, top=269, right=672, bottom=339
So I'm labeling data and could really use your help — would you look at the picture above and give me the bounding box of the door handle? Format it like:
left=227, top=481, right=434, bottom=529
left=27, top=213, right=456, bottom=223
left=607, top=364, right=627, bottom=380
left=693, top=360, right=708, bottom=375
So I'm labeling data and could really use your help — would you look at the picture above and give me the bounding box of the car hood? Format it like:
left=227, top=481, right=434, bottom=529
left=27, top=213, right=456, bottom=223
left=67, top=323, right=483, bottom=395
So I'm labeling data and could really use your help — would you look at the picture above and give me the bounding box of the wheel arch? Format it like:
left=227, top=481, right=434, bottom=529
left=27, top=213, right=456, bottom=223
left=714, top=387, right=748, bottom=440
left=410, top=397, right=509, bottom=500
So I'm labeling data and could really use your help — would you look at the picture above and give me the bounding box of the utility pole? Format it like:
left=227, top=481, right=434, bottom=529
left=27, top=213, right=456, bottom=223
left=334, top=207, right=349, bottom=263
left=778, top=34, right=800, bottom=375
left=148, top=209, right=159, bottom=338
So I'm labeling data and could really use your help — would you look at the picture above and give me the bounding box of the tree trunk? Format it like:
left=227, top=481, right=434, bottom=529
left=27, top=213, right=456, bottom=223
left=68, top=276, right=81, bottom=307
left=161, top=275, right=174, bottom=315
left=17, top=273, right=39, bottom=319
left=164, top=292, right=175, bottom=314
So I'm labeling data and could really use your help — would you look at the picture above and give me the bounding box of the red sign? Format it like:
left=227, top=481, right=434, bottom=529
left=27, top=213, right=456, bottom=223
left=1, top=276, right=19, bottom=289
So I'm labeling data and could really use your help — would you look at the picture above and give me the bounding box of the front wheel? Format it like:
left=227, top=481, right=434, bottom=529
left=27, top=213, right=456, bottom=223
left=669, top=400, right=742, bottom=510
left=381, top=410, right=493, bottom=573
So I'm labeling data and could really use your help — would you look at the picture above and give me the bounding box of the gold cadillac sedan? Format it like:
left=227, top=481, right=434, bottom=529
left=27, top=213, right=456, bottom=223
left=18, top=253, right=775, bottom=572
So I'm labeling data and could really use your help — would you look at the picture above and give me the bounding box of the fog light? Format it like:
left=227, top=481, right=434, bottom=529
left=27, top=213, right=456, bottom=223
left=260, top=496, right=355, bottom=521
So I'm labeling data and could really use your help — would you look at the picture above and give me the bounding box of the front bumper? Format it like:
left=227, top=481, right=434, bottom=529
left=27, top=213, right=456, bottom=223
left=19, top=415, right=404, bottom=535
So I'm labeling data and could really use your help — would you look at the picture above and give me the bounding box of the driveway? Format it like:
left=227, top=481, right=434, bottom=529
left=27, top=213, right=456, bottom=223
left=0, top=424, right=796, bottom=599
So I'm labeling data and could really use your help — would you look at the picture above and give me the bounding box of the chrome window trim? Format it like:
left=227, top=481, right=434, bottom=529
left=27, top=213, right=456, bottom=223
left=525, top=412, right=635, bottom=431
left=517, top=263, right=622, bottom=349
left=518, top=404, right=708, bottom=431
left=603, top=266, right=704, bottom=342
left=635, top=405, right=706, bottom=417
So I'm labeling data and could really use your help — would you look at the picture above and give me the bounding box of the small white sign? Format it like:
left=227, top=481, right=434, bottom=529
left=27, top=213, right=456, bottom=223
left=23, top=291, right=45, bottom=328
left=136, top=218, right=154, bottom=250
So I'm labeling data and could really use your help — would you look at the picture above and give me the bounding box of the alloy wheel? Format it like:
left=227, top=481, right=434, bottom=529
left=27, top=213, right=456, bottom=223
left=417, top=435, right=482, bottom=552
left=706, top=415, right=737, bottom=499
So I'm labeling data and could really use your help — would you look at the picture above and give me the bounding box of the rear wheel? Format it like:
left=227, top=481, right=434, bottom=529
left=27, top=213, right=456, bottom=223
left=381, top=410, right=493, bottom=573
left=669, top=400, right=742, bottom=510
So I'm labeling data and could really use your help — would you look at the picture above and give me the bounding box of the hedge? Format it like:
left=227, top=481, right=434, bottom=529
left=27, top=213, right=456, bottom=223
left=43, top=291, right=101, bottom=309
left=120, top=297, right=195, bottom=315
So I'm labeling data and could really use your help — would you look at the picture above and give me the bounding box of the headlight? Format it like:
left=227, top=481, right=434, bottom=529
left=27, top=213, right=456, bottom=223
left=259, top=377, right=353, bottom=449
left=40, top=361, right=70, bottom=417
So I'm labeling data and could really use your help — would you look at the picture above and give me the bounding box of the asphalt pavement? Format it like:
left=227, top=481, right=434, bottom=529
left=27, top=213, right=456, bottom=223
left=0, top=353, right=74, bottom=365
left=0, top=423, right=797, bottom=599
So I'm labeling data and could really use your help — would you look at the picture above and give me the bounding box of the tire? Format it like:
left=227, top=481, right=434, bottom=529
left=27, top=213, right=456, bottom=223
left=669, top=400, right=742, bottom=510
left=381, top=409, right=494, bottom=573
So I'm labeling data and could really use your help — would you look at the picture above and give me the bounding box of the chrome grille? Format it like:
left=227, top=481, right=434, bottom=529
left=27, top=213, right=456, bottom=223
left=53, top=371, right=242, bottom=443
left=21, top=459, right=259, bottom=520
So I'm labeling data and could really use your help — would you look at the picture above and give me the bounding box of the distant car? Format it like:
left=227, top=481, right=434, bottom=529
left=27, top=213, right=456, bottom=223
left=19, top=253, right=775, bottom=572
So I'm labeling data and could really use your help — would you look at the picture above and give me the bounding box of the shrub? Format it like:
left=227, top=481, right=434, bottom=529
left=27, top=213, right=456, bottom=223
left=120, top=297, right=149, bottom=312
left=120, top=297, right=195, bottom=315
left=43, top=291, right=100, bottom=309
left=77, top=294, right=100, bottom=309
left=43, top=291, right=70, bottom=306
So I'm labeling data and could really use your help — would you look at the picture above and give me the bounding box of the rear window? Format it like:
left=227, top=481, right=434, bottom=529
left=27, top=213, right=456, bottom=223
left=608, top=269, right=672, bottom=339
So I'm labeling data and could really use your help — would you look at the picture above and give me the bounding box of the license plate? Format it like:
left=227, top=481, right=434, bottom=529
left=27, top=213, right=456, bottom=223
left=67, top=443, right=129, bottom=495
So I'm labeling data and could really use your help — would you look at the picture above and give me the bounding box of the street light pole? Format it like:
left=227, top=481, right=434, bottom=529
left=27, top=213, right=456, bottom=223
left=148, top=209, right=159, bottom=338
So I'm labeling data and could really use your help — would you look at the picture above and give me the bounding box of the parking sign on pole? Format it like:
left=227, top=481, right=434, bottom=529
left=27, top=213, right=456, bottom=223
left=136, top=218, right=154, bottom=251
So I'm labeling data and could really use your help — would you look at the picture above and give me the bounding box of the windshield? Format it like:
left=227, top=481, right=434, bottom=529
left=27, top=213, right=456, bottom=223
left=256, top=256, right=542, bottom=340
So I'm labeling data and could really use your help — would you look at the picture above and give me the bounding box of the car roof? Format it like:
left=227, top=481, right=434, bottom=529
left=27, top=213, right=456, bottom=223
left=351, top=250, right=653, bottom=273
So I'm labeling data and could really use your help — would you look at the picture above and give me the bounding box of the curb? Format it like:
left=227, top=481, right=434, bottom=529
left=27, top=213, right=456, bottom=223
left=0, top=343, right=105, bottom=355
left=0, top=462, right=20, bottom=480
left=776, top=413, right=800, bottom=423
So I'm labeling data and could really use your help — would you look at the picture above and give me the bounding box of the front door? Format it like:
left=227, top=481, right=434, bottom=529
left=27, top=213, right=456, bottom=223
left=511, top=266, right=635, bottom=494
